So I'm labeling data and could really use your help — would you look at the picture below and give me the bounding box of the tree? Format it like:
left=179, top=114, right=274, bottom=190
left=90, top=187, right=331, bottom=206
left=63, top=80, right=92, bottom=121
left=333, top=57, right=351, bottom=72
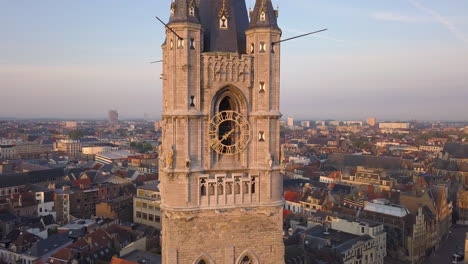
left=69, top=129, right=84, bottom=139
left=143, top=143, right=153, bottom=152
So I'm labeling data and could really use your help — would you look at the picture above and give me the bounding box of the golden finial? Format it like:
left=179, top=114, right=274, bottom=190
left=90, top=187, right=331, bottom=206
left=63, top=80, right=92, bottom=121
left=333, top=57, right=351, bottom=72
left=218, top=0, right=229, bottom=19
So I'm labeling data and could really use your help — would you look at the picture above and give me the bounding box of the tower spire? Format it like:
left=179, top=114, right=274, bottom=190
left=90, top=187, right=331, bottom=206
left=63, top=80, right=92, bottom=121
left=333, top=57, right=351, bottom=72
left=249, top=0, right=279, bottom=29
left=197, top=0, right=249, bottom=53
left=168, top=0, right=200, bottom=25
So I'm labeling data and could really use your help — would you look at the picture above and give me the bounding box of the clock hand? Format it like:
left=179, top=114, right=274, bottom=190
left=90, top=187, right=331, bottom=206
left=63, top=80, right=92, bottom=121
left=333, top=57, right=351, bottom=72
left=221, top=129, right=235, bottom=142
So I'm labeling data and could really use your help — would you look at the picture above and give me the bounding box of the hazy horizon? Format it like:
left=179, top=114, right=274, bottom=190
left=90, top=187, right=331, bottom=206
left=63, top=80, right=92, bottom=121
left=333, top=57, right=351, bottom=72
left=1, top=0, right=467, bottom=120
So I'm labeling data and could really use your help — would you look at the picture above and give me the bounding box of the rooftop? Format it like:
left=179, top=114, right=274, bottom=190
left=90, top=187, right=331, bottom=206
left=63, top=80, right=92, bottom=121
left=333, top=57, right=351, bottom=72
left=96, top=150, right=141, bottom=160
left=24, top=233, right=72, bottom=257
left=138, top=182, right=160, bottom=192
left=119, top=250, right=161, bottom=264
left=364, top=199, right=410, bottom=217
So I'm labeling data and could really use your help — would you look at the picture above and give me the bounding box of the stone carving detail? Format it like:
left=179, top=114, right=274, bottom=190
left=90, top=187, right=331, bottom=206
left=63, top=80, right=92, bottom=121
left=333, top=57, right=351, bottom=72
left=167, top=146, right=174, bottom=169
left=203, top=55, right=253, bottom=87
left=267, top=154, right=273, bottom=168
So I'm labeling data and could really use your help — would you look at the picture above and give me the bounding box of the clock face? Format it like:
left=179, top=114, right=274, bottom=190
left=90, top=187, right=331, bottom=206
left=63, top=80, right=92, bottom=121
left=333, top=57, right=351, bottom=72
left=208, top=111, right=251, bottom=155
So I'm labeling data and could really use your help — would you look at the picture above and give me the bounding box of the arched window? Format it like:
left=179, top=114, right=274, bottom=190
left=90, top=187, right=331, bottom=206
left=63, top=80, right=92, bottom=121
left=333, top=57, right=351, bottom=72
left=200, top=178, right=207, bottom=196
left=220, top=15, right=228, bottom=29
left=217, top=177, right=224, bottom=195
left=241, top=256, right=252, bottom=264
left=194, top=254, right=215, bottom=264
left=208, top=183, right=215, bottom=195
left=243, top=182, right=249, bottom=194
left=234, top=177, right=241, bottom=194
left=218, top=97, right=235, bottom=146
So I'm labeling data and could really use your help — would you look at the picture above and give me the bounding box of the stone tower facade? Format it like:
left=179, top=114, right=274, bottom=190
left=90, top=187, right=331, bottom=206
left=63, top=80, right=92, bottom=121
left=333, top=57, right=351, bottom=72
left=159, top=0, right=284, bottom=263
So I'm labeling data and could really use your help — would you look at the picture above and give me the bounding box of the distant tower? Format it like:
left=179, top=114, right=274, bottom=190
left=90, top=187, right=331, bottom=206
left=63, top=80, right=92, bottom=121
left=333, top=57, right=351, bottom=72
left=287, top=117, right=294, bottom=128
left=108, top=110, right=119, bottom=125
left=301, top=121, right=310, bottom=128
left=367, top=117, right=377, bottom=127
left=159, top=0, right=284, bottom=263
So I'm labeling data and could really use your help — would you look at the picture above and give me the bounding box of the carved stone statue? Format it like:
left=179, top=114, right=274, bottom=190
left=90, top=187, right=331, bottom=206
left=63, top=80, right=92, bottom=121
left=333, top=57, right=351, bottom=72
left=267, top=154, right=273, bottom=168
left=167, top=146, right=174, bottom=169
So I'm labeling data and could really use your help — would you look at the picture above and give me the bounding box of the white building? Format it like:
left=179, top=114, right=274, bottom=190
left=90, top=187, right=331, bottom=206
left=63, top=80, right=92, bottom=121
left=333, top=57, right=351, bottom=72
left=289, top=156, right=311, bottom=165
left=329, top=217, right=387, bottom=264
left=379, top=122, right=410, bottom=129
left=419, top=145, right=443, bottom=152
left=81, top=146, right=114, bottom=155
left=35, top=191, right=56, bottom=220
left=301, top=121, right=310, bottom=128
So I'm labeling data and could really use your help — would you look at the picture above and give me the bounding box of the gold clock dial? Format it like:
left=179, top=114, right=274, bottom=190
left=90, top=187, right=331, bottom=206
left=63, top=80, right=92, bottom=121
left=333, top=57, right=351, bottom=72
left=208, top=111, right=251, bottom=155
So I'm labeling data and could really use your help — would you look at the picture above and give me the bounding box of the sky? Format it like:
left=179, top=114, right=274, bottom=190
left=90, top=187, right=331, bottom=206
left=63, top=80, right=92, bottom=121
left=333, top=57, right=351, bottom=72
left=0, top=0, right=467, bottom=121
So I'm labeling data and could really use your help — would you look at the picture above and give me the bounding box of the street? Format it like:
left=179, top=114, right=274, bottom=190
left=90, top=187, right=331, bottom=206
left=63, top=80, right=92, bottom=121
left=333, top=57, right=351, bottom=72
left=425, top=225, right=468, bottom=264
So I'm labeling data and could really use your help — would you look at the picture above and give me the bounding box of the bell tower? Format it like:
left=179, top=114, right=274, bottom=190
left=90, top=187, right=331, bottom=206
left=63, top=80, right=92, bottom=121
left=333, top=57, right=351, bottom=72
left=159, top=0, right=284, bottom=263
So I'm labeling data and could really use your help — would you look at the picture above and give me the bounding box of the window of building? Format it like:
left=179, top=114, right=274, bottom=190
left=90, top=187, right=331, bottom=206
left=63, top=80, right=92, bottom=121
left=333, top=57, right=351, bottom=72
left=136, top=201, right=142, bottom=207
left=136, top=211, right=142, bottom=218
left=259, top=81, right=265, bottom=93
left=200, top=178, right=207, bottom=196
left=234, top=177, right=241, bottom=194
left=190, top=38, right=195, bottom=49
left=217, top=178, right=224, bottom=195
left=142, top=213, right=148, bottom=220
left=258, top=131, right=265, bottom=142
left=177, top=39, right=184, bottom=49
left=155, top=216, right=161, bottom=222
left=243, top=182, right=249, bottom=194
left=208, top=183, right=215, bottom=196
left=260, top=11, right=266, bottom=21
left=189, top=6, right=195, bottom=17
left=149, top=214, right=154, bottom=221
left=170, top=40, right=174, bottom=50
left=250, top=43, right=255, bottom=54
left=226, top=182, right=233, bottom=195
left=198, top=260, right=207, bottom=264
left=142, top=203, right=148, bottom=209
left=259, top=42, right=266, bottom=53
left=241, top=256, right=252, bottom=264
left=251, top=176, right=257, bottom=194
left=220, top=15, right=228, bottom=29
left=361, top=226, right=365, bottom=233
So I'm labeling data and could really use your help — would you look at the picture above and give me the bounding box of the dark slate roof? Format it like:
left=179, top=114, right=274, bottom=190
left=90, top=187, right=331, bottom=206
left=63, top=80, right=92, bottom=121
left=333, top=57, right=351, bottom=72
left=120, top=250, right=162, bottom=264
left=326, top=154, right=402, bottom=170
left=0, top=168, right=65, bottom=188
left=168, top=0, right=201, bottom=24
left=248, top=0, right=279, bottom=30
left=24, top=233, right=72, bottom=257
left=0, top=212, right=17, bottom=222
left=330, top=184, right=352, bottom=195
left=98, top=164, right=114, bottom=173
left=41, top=214, right=56, bottom=226
left=197, top=0, right=249, bottom=53
left=443, top=143, right=468, bottom=159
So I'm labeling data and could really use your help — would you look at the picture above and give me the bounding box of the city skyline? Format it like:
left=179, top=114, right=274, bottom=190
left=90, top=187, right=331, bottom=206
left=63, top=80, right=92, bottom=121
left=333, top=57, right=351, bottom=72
left=1, top=0, right=467, bottom=120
